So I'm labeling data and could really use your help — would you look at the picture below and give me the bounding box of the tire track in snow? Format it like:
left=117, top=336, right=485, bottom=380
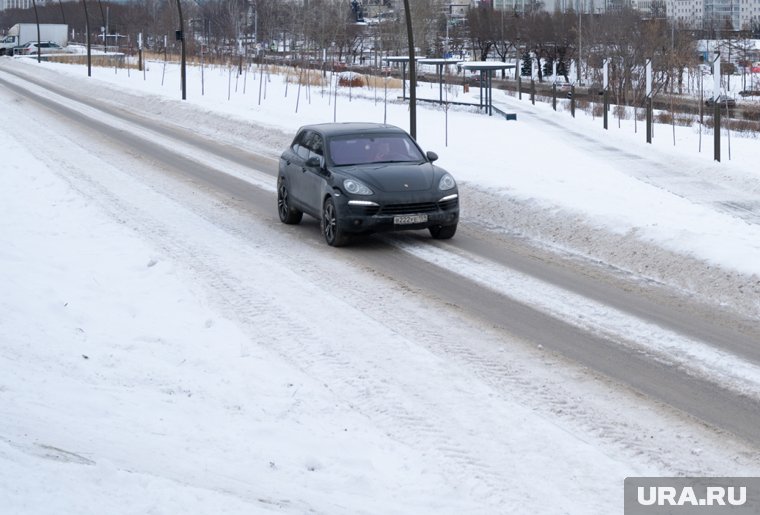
left=7, top=100, right=659, bottom=513
left=7, top=68, right=760, bottom=493
left=5, top=106, right=524, bottom=510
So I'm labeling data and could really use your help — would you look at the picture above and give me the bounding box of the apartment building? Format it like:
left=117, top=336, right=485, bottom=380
left=667, top=0, right=759, bottom=30
left=0, top=0, right=34, bottom=10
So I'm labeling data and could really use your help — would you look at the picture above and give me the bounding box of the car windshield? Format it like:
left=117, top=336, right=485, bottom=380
left=328, top=134, right=425, bottom=166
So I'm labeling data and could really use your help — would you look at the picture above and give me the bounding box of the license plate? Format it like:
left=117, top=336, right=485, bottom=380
left=394, top=214, right=428, bottom=225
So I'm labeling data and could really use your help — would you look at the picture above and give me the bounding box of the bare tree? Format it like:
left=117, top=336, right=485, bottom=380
left=467, top=3, right=497, bottom=61
left=492, top=8, right=520, bottom=76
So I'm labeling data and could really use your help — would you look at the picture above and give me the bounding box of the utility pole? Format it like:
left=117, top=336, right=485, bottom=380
left=603, top=58, right=609, bottom=129
left=82, top=0, right=92, bottom=76
left=713, top=53, right=721, bottom=161
left=576, top=3, right=582, bottom=84
left=31, top=0, right=41, bottom=63
left=176, top=0, right=187, bottom=100
left=403, top=0, right=416, bottom=138
left=646, top=58, right=653, bottom=143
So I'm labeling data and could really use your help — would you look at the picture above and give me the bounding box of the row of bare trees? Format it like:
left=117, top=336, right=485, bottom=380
left=467, top=3, right=760, bottom=105
left=2, top=0, right=756, bottom=102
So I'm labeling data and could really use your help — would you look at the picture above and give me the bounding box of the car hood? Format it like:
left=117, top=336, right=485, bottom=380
left=339, top=162, right=437, bottom=193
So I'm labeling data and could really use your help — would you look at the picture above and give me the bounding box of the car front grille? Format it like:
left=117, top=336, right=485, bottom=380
left=381, top=202, right=440, bottom=215
left=349, top=197, right=458, bottom=217
left=350, top=205, right=381, bottom=216
left=382, top=198, right=459, bottom=215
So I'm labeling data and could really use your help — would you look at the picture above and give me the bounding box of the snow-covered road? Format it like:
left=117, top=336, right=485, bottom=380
left=2, top=58, right=760, bottom=514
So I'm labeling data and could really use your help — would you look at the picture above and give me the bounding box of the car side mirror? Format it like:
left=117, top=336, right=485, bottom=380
left=305, top=156, right=322, bottom=168
left=426, top=151, right=438, bottom=162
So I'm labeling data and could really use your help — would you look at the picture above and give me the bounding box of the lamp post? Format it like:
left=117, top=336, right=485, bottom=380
left=82, top=0, right=92, bottom=76
left=576, top=0, right=582, bottom=85
left=712, top=53, right=721, bottom=161
left=603, top=57, right=609, bottom=129
left=176, top=0, right=187, bottom=100
left=31, top=0, right=41, bottom=63
left=402, top=0, right=416, bottom=138
left=645, top=58, right=653, bottom=144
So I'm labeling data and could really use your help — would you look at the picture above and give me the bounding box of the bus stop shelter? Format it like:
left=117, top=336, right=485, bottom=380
left=458, top=61, right=516, bottom=116
left=384, top=57, right=517, bottom=120
left=384, top=55, right=425, bottom=100
left=416, top=57, right=462, bottom=103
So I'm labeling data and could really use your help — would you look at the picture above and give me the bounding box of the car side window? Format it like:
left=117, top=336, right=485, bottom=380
left=295, top=144, right=310, bottom=160
left=291, top=131, right=310, bottom=160
left=301, top=132, right=321, bottom=154
left=303, top=132, right=325, bottom=165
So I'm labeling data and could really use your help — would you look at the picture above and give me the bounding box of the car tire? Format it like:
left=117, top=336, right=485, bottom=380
left=277, top=178, right=303, bottom=224
left=429, top=223, right=457, bottom=240
left=322, top=197, right=349, bottom=247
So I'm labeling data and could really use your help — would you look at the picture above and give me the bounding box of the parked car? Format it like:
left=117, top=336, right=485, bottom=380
left=277, top=122, right=459, bottom=246
left=17, top=41, right=66, bottom=55
left=705, top=95, right=736, bottom=108
left=8, top=44, right=27, bottom=56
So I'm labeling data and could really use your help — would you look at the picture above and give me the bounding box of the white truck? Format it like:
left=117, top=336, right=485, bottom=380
left=0, top=23, right=68, bottom=55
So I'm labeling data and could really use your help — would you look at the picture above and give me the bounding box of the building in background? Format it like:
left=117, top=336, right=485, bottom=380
left=703, top=0, right=741, bottom=29
left=668, top=0, right=759, bottom=30
left=544, top=0, right=758, bottom=30
left=0, top=0, right=34, bottom=10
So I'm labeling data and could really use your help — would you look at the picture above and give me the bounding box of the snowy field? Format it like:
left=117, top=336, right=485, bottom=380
left=1, top=56, right=760, bottom=514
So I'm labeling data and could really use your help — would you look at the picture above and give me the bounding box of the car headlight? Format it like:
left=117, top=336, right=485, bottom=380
left=438, top=173, right=456, bottom=191
left=344, top=178, right=374, bottom=195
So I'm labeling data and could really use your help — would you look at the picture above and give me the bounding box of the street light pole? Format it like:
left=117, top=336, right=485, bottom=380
left=577, top=5, right=581, bottom=84
left=176, top=0, right=187, bottom=100
left=31, top=0, right=41, bottom=63
left=82, top=0, right=92, bottom=76
left=402, top=0, right=416, bottom=138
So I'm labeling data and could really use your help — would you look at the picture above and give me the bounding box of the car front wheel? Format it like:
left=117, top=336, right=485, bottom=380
left=429, top=223, right=457, bottom=240
left=322, top=197, right=349, bottom=247
left=277, top=179, right=303, bottom=224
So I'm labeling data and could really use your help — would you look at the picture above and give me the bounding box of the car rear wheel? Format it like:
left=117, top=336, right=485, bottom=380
left=429, top=223, right=457, bottom=240
left=277, top=179, right=303, bottom=224
left=322, top=197, right=349, bottom=247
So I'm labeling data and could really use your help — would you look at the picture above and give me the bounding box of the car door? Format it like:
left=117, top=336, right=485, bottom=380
left=300, top=131, right=327, bottom=213
left=283, top=131, right=312, bottom=209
